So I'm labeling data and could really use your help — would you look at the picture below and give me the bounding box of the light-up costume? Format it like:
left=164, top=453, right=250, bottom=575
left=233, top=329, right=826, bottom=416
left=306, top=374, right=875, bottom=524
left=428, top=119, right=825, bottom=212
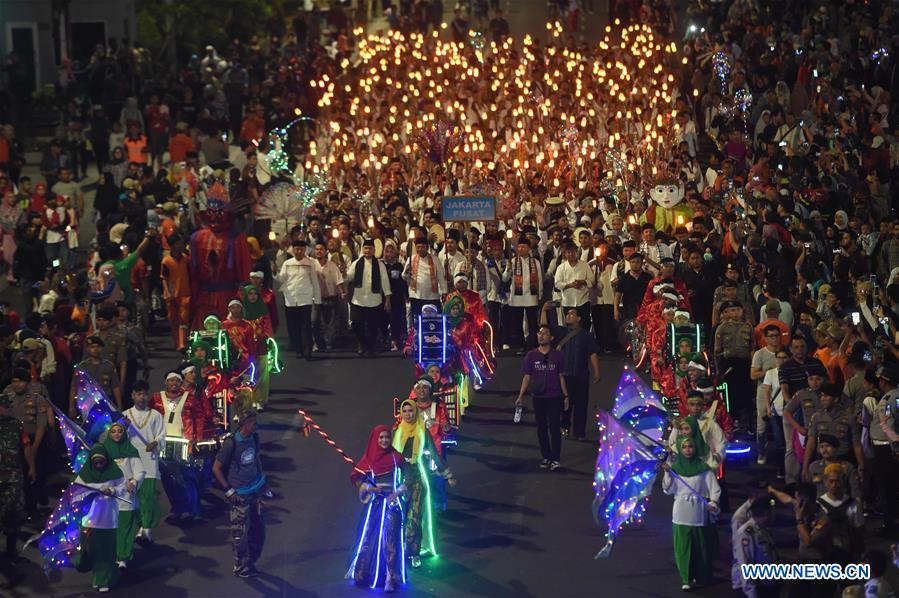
left=346, top=425, right=406, bottom=592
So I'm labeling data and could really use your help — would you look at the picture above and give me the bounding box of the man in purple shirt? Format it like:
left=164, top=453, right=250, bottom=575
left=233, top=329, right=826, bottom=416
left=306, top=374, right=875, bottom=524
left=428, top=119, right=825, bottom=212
left=515, top=324, right=569, bottom=471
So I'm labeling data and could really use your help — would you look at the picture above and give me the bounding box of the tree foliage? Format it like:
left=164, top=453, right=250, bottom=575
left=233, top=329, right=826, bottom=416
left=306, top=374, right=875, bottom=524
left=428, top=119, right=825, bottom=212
left=137, top=0, right=282, bottom=62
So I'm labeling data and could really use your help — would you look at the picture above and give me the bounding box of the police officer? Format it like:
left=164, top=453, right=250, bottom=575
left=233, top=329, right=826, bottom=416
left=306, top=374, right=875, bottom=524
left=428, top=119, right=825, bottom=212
left=714, top=300, right=754, bottom=429
left=69, top=335, right=123, bottom=418
left=806, top=434, right=861, bottom=500
left=0, top=392, right=36, bottom=587
left=4, top=368, right=48, bottom=518
left=95, top=305, right=128, bottom=394
left=733, top=496, right=780, bottom=597
left=782, top=364, right=827, bottom=483
left=116, top=301, right=148, bottom=399
left=803, top=383, right=863, bottom=484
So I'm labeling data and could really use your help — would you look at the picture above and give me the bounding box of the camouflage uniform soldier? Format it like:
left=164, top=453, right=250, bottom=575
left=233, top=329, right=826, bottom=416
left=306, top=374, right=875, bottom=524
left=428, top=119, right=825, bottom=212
left=4, top=368, right=48, bottom=517
left=0, top=392, right=35, bottom=585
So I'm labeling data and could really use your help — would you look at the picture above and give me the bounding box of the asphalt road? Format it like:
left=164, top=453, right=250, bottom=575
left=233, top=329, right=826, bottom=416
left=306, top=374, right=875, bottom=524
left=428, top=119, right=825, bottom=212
left=11, top=327, right=766, bottom=598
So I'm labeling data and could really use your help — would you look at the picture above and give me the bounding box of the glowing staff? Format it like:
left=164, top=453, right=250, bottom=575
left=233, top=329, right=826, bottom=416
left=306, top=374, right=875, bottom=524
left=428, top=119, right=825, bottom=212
left=474, top=340, right=494, bottom=374
left=217, top=330, right=230, bottom=370
left=481, top=320, right=496, bottom=358
left=417, top=458, right=438, bottom=557
left=466, top=350, right=484, bottom=386
left=267, top=338, right=282, bottom=374
left=296, top=409, right=365, bottom=476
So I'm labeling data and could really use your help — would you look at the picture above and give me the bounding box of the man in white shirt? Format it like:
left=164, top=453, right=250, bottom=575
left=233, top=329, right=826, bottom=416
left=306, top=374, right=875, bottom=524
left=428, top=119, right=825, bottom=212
left=275, top=239, right=321, bottom=359
left=439, top=229, right=466, bottom=289
left=403, top=236, right=445, bottom=316
left=123, top=380, right=164, bottom=542
left=485, top=243, right=509, bottom=351
left=503, top=236, right=543, bottom=354
left=554, top=240, right=594, bottom=329
left=312, top=240, right=345, bottom=353
left=454, top=243, right=488, bottom=306
left=346, top=239, right=392, bottom=357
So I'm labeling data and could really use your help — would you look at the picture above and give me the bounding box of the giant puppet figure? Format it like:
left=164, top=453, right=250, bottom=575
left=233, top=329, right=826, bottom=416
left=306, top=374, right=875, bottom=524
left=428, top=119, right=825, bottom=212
left=645, top=179, right=693, bottom=235
left=189, top=170, right=251, bottom=329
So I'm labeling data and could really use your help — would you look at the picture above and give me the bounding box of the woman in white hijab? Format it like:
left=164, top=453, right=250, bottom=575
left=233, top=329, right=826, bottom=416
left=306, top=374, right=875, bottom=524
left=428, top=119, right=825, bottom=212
left=833, top=210, right=849, bottom=231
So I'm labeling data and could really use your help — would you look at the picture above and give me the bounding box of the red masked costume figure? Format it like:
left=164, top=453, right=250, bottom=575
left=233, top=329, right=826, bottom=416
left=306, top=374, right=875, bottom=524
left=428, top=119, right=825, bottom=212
left=189, top=177, right=251, bottom=329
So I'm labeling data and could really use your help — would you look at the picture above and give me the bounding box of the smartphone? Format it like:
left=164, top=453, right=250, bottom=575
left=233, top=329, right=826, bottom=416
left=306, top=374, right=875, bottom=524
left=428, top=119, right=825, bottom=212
left=851, top=312, right=861, bottom=326
left=813, top=69, right=818, bottom=77
left=803, top=242, right=812, bottom=249
left=52, top=259, right=60, bottom=268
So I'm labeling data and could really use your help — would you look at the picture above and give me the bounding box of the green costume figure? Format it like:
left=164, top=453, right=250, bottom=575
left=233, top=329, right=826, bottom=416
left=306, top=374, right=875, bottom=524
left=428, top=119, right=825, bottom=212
left=241, top=284, right=273, bottom=410
left=662, top=435, right=721, bottom=591
left=74, top=445, right=127, bottom=592
left=102, top=422, right=145, bottom=566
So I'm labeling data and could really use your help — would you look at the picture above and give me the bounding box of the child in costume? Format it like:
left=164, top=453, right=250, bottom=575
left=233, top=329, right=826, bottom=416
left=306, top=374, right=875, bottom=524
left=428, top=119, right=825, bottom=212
left=101, top=422, right=145, bottom=568
left=122, top=381, right=163, bottom=543
left=73, top=445, right=128, bottom=592
left=662, top=436, right=721, bottom=591
left=240, top=284, right=275, bottom=410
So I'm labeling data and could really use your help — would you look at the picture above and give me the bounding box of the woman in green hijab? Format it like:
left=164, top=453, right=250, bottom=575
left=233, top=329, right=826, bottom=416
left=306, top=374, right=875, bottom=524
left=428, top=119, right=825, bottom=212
left=242, top=283, right=274, bottom=411
left=662, top=436, right=721, bottom=591
left=102, top=422, right=146, bottom=567
left=74, top=445, right=128, bottom=592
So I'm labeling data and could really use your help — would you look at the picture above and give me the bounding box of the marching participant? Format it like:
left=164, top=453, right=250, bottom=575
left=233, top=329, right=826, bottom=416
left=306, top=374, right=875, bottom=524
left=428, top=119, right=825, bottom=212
left=122, top=380, right=163, bottom=543
left=151, top=370, right=203, bottom=520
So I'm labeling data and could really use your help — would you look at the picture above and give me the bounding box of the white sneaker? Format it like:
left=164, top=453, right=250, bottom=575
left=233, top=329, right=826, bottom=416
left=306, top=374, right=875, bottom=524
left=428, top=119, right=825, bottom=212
left=549, top=461, right=561, bottom=471
left=756, top=455, right=767, bottom=465
left=117, top=560, right=127, bottom=569
left=135, top=527, right=144, bottom=539
left=143, top=528, right=153, bottom=542
left=502, top=344, right=510, bottom=350
left=681, top=584, right=691, bottom=591
left=99, top=587, right=110, bottom=592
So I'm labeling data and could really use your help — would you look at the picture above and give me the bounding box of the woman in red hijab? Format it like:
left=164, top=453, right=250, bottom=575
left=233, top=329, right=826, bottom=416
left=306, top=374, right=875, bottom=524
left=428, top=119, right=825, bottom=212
left=346, top=425, right=407, bottom=593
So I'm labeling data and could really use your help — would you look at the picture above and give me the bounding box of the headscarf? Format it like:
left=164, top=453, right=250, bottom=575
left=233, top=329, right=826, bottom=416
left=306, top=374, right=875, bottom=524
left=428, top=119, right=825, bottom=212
left=679, top=415, right=710, bottom=460
left=354, top=425, right=402, bottom=482
left=241, top=284, right=268, bottom=321
left=190, top=339, right=213, bottom=369
left=833, top=210, right=849, bottom=231
left=78, top=445, right=124, bottom=483
left=393, top=399, right=425, bottom=463
left=669, top=435, right=710, bottom=477
left=443, top=294, right=465, bottom=328
left=102, top=422, right=140, bottom=460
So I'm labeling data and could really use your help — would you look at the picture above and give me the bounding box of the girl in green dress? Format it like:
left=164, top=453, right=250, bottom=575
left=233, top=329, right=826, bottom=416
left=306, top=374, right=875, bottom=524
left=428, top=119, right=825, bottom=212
left=74, top=445, right=128, bottom=592
left=102, top=422, right=146, bottom=568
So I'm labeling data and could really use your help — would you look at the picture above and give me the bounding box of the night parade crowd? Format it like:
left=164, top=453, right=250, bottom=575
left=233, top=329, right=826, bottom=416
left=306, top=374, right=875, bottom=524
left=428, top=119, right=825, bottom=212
left=0, top=0, right=899, bottom=595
